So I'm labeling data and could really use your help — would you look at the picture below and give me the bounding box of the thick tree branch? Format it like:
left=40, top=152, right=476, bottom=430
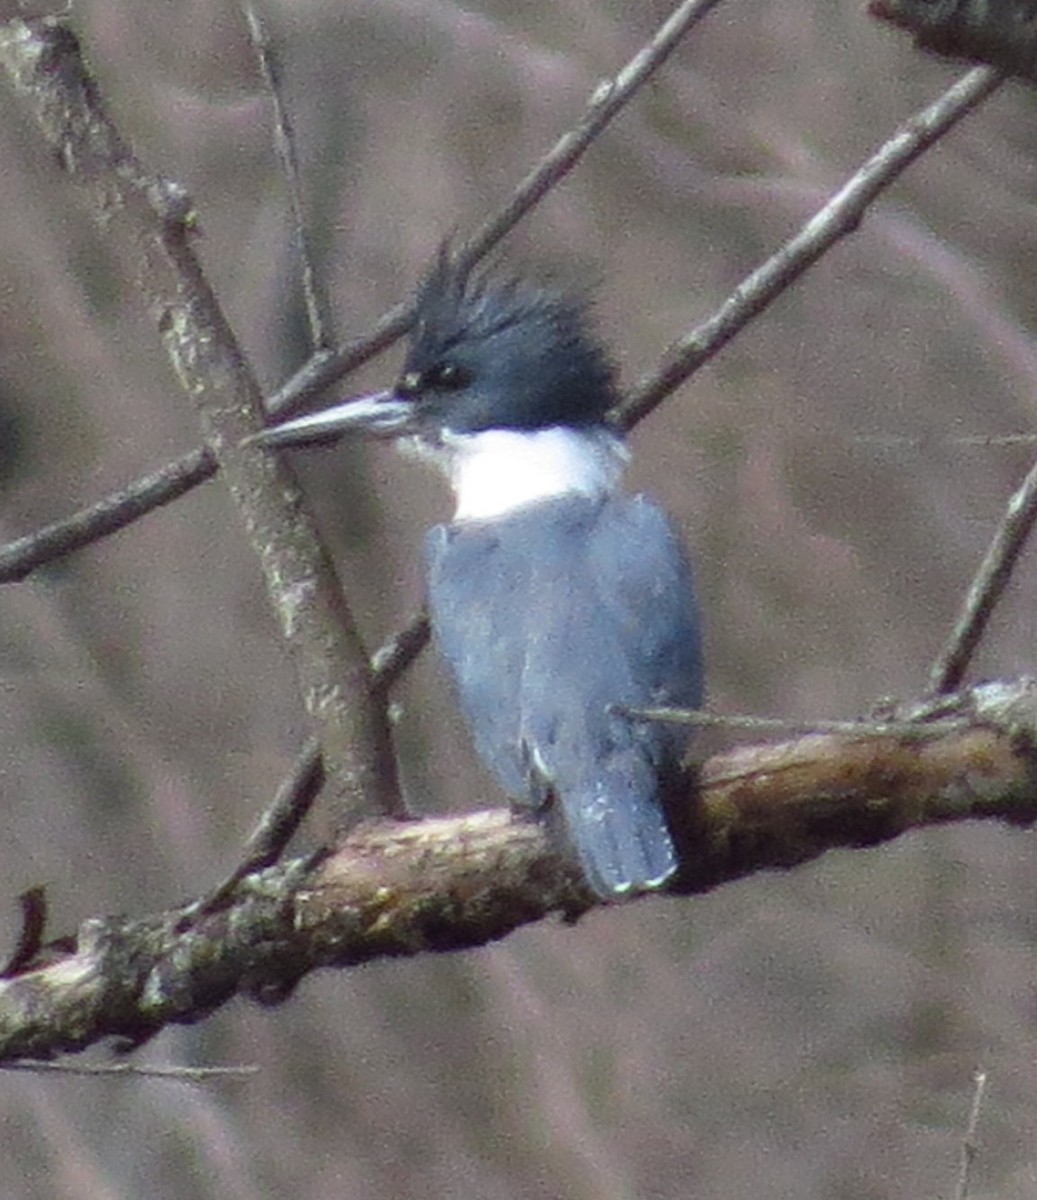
left=2, top=678, right=1036, bottom=1064
left=0, top=16, right=402, bottom=820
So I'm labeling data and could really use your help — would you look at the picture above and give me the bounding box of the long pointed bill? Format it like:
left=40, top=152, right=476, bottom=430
left=249, top=389, right=416, bottom=449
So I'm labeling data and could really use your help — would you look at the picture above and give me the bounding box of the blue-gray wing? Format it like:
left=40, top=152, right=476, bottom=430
left=426, top=494, right=702, bottom=896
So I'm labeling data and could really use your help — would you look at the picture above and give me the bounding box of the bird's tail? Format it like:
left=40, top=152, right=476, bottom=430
left=556, top=771, right=679, bottom=900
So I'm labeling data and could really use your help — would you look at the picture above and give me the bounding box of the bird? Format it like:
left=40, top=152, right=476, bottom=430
left=254, top=251, right=704, bottom=900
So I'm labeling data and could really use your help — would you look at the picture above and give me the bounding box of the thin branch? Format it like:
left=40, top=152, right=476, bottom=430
left=618, top=65, right=1005, bottom=428
left=458, top=0, right=727, bottom=268
left=856, top=432, right=1037, bottom=448
left=929, top=452, right=1037, bottom=693
left=953, top=1068, right=988, bottom=1200
left=3, top=1060, right=258, bottom=1080
left=194, top=737, right=324, bottom=916
left=202, top=612, right=430, bottom=905
left=1, top=676, right=1035, bottom=1063
left=241, top=0, right=331, bottom=353
left=0, top=447, right=214, bottom=583
left=617, top=705, right=968, bottom=739
left=370, top=609, right=431, bottom=693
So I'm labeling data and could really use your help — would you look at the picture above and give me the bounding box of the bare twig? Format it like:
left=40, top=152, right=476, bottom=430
left=0, top=447, right=214, bottom=583
left=458, top=0, right=727, bottom=269
left=3, top=1060, right=258, bottom=1080
left=929, top=453, right=1037, bottom=693
left=241, top=0, right=331, bottom=353
left=1, top=677, right=1035, bottom=1063
left=202, top=613, right=429, bottom=904
left=617, top=706, right=968, bottom=739
left=618, top=65, right=1005, bottom=428
left=195, top=737, right=324, bottom=915
left=370, top=609, right=431, bottom=692
left=857, top=432, right=1037, bottom=448
left=953, top=1068, right=988, bottom=1200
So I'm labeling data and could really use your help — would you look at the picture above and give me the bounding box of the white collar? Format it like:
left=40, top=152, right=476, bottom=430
left=404, top=426, right=628, bottom=521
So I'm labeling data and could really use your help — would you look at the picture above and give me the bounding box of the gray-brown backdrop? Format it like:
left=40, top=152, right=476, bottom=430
left=2, top=2, right=1036, bottom=1197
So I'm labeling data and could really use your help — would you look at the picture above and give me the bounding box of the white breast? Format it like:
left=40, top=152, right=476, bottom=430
left=407, top=426, right=629, bottom=521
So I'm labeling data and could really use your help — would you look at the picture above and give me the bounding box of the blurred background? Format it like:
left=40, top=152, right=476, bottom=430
left=2, top=1, right=1037, bottom=1196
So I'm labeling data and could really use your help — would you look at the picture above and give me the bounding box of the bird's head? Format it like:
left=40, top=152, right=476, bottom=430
left=253, top=250, right=621, bottom=449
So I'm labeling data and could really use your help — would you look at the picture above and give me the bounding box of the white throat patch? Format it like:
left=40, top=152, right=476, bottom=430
left=406, top=427, right=629, bottom=521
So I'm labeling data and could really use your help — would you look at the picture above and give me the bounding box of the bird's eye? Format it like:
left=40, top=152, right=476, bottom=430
left=427, top=362, right=470, bottom=391
left=396, top=362, right=470, bottom=398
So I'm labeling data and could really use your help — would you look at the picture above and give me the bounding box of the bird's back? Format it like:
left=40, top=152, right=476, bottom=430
left=426, top=491, right=702, bottom=897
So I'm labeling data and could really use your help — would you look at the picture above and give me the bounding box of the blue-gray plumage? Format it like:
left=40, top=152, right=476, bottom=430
left=426, top=493, right=701, bottom=896
left=255, top=252, right=704, bottom=899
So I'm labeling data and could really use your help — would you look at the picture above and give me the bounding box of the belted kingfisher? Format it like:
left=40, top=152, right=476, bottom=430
left=256, top=253, right=703, bottom=899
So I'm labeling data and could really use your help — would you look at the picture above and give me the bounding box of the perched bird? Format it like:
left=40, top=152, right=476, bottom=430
left=256, top=253, right=703, bottom=899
